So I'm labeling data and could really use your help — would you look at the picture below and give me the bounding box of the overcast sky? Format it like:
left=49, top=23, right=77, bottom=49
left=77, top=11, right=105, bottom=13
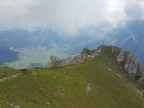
left=0, top=0, right=144, bottom=37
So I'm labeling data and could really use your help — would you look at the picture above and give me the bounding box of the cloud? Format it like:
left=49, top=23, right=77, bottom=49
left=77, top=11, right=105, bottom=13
left=0, top=0, right=143, bottom=36
left=124, top=0, right=144, bottom=20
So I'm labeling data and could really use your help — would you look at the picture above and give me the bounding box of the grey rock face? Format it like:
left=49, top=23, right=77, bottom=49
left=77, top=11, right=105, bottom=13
left=112, top=46, right=144, bottom=81
left=111, top=46, right=121, bottom=53
left=80, top=47, right=92, bottom=58
left=47, top=46, right=144, bottom=83
left=124, top=52, right=139, bottom=75
left=112, top=46, right=138, bottom=75
left=117, top=50, right=125, bottom=62
left=47, top=56, right=64, bottom=68
left=140, top=65, right=144, bottom=76
left=64, top=55, right=84, bottom=65
left=138, top=65, right=144, bottom=83
left=47, top=47, right=98, bottom=68
left=80, top=47, right=100, bottom=58
left=47, top=55, right=84, bottom=68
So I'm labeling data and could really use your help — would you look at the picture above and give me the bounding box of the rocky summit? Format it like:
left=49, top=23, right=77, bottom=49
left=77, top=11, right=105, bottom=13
left=47, top=45, right=144, bottom=83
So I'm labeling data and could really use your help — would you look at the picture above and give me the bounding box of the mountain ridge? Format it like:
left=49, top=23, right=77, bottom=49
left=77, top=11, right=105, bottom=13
left=47, top=45, right=144, bottom=83
left=0, top=45, right=144, bottom=107
left=1, top=20, right=144, bottom=67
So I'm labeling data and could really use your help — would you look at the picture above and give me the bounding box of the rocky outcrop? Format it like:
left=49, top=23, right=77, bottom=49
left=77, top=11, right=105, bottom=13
left=124, top=51, right=139, bottom=75
left=47, top=47, right=99, bottom=68
left=140, top=65, right=144, bottom=77
left=117, top=50, right=125, bottom=62
left=111, top=46, right=144, bottom=82
left=46, top=55, right=85, bottom=68
left=139, top=65, right=144, bottom=83
left=64, top=55, right=84, bottom=65
left=46, top=56, right=64, bottom=68
left=47, top=45, right=144, bottom=83
left=80, top=47, right=100, bottom=58
left=80, top=47, right=93, bottom=57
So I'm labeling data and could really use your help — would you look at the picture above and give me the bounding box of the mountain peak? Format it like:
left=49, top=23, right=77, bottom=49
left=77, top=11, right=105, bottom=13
left=47, top=45, right=144, bottom=83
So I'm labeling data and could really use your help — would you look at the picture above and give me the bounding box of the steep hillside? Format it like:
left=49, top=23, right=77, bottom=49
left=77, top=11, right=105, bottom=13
left=0, top=46, right=144, bottom=108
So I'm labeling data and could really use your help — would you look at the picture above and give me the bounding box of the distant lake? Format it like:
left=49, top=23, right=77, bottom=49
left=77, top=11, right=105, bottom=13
left=30, top=63, right=44, bottom=67
left=0, top=48, right=19, bottom=65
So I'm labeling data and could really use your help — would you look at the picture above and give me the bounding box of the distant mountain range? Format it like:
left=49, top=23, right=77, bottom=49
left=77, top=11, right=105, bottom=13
left=0, top=20, right=144, bottom=67
left=106, top=20, right=144, bottom=63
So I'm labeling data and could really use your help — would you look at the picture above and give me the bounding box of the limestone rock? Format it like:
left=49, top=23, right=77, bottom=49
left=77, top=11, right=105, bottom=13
left=111, top=46, right=143, bottom=80
left=64, top=55, right=84, bottom=65
left=80, top=47, right=98, bottom=58
left=139, top=64, right=144, bottom=77
left=111, top=46, right=121, bottom=53
left=117, top=50, right=125, bottom=62
left=124, top=52, right=139, bottom=75
left=80, top=47, right=92, bottom=57
left=46, top=46, right=144, bottom=83
left=138, top=65, right=144, bottom=83
left=47, top=55, right=84, bottom=68
left=47, top=56, right=64, bottom=68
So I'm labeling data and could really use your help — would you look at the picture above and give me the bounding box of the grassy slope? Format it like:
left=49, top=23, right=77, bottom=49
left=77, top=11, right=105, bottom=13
left=0, top=67, right=21, bottom=79
left=0, top=46, right=144, bottom=108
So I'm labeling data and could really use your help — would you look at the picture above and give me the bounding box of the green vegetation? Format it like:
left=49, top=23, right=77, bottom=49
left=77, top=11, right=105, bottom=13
left=0, top=67, right=21, bottom=79
left=0, top=46, right=144, bottom=108
left=5, top=46, right=69, bottom=69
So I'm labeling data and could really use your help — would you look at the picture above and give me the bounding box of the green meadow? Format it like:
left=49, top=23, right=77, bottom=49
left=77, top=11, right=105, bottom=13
left=0, top=46, right=144, bottom=108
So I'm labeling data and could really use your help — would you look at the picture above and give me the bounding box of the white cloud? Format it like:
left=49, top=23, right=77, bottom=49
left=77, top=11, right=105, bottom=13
left=124, top=0, right=144, bottom=20
left=0, top=0, right=143, bottom=36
